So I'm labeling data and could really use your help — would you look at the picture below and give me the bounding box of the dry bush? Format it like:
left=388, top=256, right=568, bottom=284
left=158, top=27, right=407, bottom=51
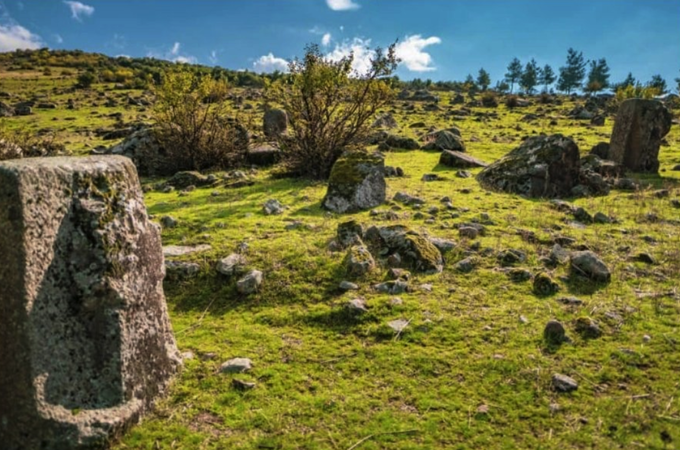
left=152, top=70, right=248, bottom=172
left=505, top=94, right=519, bottom=108
left=268, top=43, right=398, bottom=180
left=0, top=123, right=67, bottom=161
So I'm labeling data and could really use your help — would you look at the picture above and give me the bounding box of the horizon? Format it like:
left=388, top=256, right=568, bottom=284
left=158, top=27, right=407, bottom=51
left=0, top=0, right=678, bottom=89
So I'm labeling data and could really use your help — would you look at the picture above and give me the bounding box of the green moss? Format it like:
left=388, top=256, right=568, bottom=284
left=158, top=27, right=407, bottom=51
left=327, top=151, right=382, bottom=189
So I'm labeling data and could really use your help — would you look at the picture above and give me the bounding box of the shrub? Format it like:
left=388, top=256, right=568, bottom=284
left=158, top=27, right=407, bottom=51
left=76, top=71, right=96, bottom=89
left=538, top=93, right=553, bottom=104
left=268, top=43, right=398, bottom=180
left=615, top=84, right=660, bottom=101
left=151, top=70, right=248, bottom=172
left=480, top=91, right=498, bottom=107
left=0, top=122, right=67, bottom=161
left=505, top=94, right=519, bottom=108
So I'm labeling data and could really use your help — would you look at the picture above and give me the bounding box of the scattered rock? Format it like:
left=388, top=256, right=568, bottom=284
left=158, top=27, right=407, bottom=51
left=534, top=272, right=560, bottom=295
left=552, top=373, right=578, bottom=392
left=237, top=270, right=263, bottom=294
left=339, top=280, right=359, bottom=291
left=163, top=244, right=211, bottom=257
left=345, top=242, right=376, bottom=278
left=263, top=108, right=288, bottom=138
left=220, top=358, right=253, bottom=373
left=323, top=152, right=386, bottom=213
left=263, top=199, right=286, bottom=215
left=160, top=215, right=179, bottom=228
left=544, top=320, right=568, bottom=344
left=346, top=298, right=368, bottom=313
left=574, top=317, right=602, bottom=339
left=570, top=251, right=611, bottom=282
left=217, top=253, right=248, bottom=276
left=439, top=150, right=488, bottom=168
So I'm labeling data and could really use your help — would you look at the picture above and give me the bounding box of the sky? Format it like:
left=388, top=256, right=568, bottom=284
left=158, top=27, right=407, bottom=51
left=0, top=0, right=678, bottom=89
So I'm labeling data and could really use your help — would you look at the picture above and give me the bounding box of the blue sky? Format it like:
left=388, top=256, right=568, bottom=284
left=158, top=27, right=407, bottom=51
left=0, top=0, right=678, bottom=88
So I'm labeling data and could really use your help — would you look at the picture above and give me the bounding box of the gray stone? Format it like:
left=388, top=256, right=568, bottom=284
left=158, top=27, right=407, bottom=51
left=163, top=244, right=212, bottom=257
left=217, top=253, right=247, bottom=276
left=477, top=134, right=581, bottom=198
left=609, top=99, right=672, bottom=173
left=237, top=270, right=263, bottom=294
left=552, top=373, right=578, bottom=392
left=344, top=243, right=376, bottom=278
left=0, top=156, right=181, bottom=450
left=263, top=108, right=288, bottom=138
left=454, top=256, right=477, bottom=273
left=323, top=152, right=386, bottom=213
left=422, top=130, right=466, bottom=152
left=220, top=358, right=253, bottom=373
left=544, top=320, right=568, bottom=344
left=263, top=199, right=285, bottom=215
left=570, top=251, right=611, bottom=282
left=374, top=280, right=409, bottom=294
left=160, top=215, right=179, bottom=228
left=339, top=280, right=359, bottom=291
left=439, top=150, right=487, bottom=168
left=165, top=260, right=201, bottom=279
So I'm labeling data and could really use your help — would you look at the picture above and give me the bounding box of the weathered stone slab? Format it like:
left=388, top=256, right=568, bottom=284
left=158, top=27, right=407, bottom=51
left=609, top=99, right=672, bottom=173
left=0, top=156, right=181, bottom=450
left=323, top=152, right=386, bottom=213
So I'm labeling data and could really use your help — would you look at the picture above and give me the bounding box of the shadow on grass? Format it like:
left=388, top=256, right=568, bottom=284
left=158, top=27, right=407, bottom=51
left=564, top=275, right=611, bottom=296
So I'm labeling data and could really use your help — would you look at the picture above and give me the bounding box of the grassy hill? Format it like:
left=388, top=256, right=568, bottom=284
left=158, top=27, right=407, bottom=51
left=2, top=50, right=680, bottom=450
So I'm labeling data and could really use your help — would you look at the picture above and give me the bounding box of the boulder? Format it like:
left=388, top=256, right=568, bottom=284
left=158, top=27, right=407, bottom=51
left=344, top=242, right=376, bottom=277
left=247, top=143, right=281, bottom=166
left=570, top=250, right=611, bottom=282
left=166, top=171, right=216, bottom=189
left=476, top=134, right=581, bottom=198
left=263, top=108, right=288, bottom=139
left=439, top=150, right=487, bottom=168
left=365, top=225, right=443, bottom=274
left=323, top=152, right=386, bottom=213
left=609, top=99, right=672, bottom=173
left=422, top=130, right=466, bottom=152
left=0, top=101, right=15, bottom=117
left=378, top=134, right=420, bottom=150
left=0, top=156, right=181, bottom=450
left=372, top=113, right=398, bottom=129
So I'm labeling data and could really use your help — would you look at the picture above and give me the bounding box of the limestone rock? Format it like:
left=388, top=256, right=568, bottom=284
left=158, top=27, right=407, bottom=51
left=323, top=152, right=386, bottom=213
left=552, top=373, right=578, bottom=392
left=365, top=225, right=444, bottom=274
left=439, top=150, right=488, bottom=168
left=477, top=134, right=581, bottom=198
left=422, top=130, right=466, bottom=152
left=570, top=251, right=611, bottom=282
left=344, top=242, right=376, bottom=278
left=217, top=253, right=247, bottom=276
left=609, top=99, right=672, bottom=173
left=0, top=156, right=181, bottom=450
left=237, top=270, right=263, bottom=294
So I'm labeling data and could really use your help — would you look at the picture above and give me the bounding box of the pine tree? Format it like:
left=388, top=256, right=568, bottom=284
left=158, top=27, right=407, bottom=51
left=476, top=68, right=491, bottom=91
left=676, top=71, right=680, bottom=94
left=584, top=58, right=610, bottom=93
left=556, top=48, right=586, bottom=94
left=504, top=57, right=523, bottom=93
left=647, top=75, right=667, bottom=94
left=538, top=64, right=556, bottom=92
left=464, top=74, right=478, bottom=94
left=520, top=59, right=539, bottom=94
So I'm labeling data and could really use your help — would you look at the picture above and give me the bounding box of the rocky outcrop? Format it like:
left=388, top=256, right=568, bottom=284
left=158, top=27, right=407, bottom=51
left=364, top=225, right=444, bottom=274
left=323, top=152, right=386, bottom=213
left=477, top=134, right=581, bottom=198
left=0, top=156, right=181, bottom=450
left=609, top=99, right=672, bottom=173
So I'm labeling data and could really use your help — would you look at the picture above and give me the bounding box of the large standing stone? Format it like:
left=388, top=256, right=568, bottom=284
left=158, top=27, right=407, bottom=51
left=477, top=134, right=581, bottom=198
left=263, top=108, right=288, bottom=139
left=323, top=152, right=386, bottom=213
left=0, top=156, right=182, bottom=450
left=609, top=99, right=672, bottom=173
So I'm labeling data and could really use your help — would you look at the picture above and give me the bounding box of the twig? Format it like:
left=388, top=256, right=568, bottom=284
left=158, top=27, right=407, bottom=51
left=175, top=296, right=218, bottom=336
left=346, top=429, right=419, bottom=450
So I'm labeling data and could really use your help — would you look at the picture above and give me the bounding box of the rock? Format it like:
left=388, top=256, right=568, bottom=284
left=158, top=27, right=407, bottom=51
left=15, top=104, right=32, bottom=115
left=217, top=253, right=247, bottom=276
left=165, top=260, right=201, bottom=279
left=339, top=280, right=359, bottom=291
left=458, top=226, right=479, bottom=239
left=422, top=130, right=466, bottom=152
left=337, top=220, right=364, bottom=247
left=609, top=99, right=672, bottom=173
left=0, top=101, right=15, bottom=117
left=574, top=317, right=602, bottom=339
left=633, top=252, right=656, bottom=265
left=378, top=134, right=420, bottom=150
left=247, top=143, right=281, bottom=166
left=263, top=199, right=286, bottom=215
left=322, top=152, right=386, bottom=213
left=344, top=242, right=376, bottom=278
left=439, top=150, right=488, bottom=168
left=365, top=225, right=443, bottom=274
left=590, top=142, right=610, bottom=159
left=0, top=138, right=23, bottom=160
left=544, top=320, right=568, bottom=344
left=346, top=298, right=368, bottom=313
left=421, top=173, right=441, bottom=181
left=232, top=379, right=256, bottom=390
left=477, top=134, right=581, bottom=198
left=533, top=272, right=560, bottom=296
left=393, top=191, right=425, bottom=205
left=160, top=215, right=179, bottom=228
left=163, top=244, right=211, bottom=257
left=507, top=268, right=532, bottom=282
left=428, top=237, right=455, bottom=253
left=454, top=256, right=477, bottom=273
left=456, top=170, right=472, bottom=178
left=0, top=156, right=181, bottom=450
left=166, top=171, right=215, bottom=189
left=237, top=270, right=263, bottom=294
left=593, top=212, right=611, bottom=224
left=557, top=296, right=583, bottom=306
left=263, top=108, right=288, bottom=138
left=570, top=251, right=611, bottom=282
left=497, top=249, right=527, bottom=267
left=388, top=319, right=409, bottom=333
left=374, top=280, right=409, bottom=294
left=372, top=113, right=398, bottom=129
left=552, top=374, right=578, bottom=392
left=549, top=244, right=570, bottom=265
left=591, top=115, right=605, bottom=126
left=220, top=358, right=253, bottom=373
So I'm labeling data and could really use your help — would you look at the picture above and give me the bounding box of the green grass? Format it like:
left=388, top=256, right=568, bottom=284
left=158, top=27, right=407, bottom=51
left=3, top=73, right=680, bottom=449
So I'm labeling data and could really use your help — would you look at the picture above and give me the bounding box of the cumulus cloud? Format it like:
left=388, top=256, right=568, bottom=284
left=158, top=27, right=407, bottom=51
left=253, top=53, right=289, bottom=73
left=147, top=42, right=197, bottom=64
left=395, top=34, right=441, bottom=72
left=326, top=0, right=360, bottom=11
left=326, top=38, right=375, bottom=76
left=64, top=1, right=94, bottom=21
left=0, top=23, right=43, bottom=51
left=322, top=33, right=332, bottom=46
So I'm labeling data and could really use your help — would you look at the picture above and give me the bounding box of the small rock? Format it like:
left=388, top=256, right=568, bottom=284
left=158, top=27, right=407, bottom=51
left=339, top=280, right=359, bottom=291
left=557, top=296, right=583, bottom=306
left=544, top=320, right=568, bottom=344
left=232, top=379, right=256, bottom=390
left=552, top=373, right=578, bottom=392
left=217, top=253, right=247, bottom=276
left=574, top=317, right=602, bottom=339
left=454, top=257, right=477, bottom=273
left=389, top=297, right=403, bottom=306
left=237, top=270, right=263, bottom=294
left=533, top=272, right=560, bottom=296
left=570, top=251, right=611, bottom=282
left=374, top=280, right=409, bottom=295
left=263, top=199, right=285, bottom=215
left=220, top=358, right=253, bottom=373
left=346, top=298, right=368, bottom=313
left=388, top=319, right=409, bottom=333
left=160, top=216, right=179, bottom=228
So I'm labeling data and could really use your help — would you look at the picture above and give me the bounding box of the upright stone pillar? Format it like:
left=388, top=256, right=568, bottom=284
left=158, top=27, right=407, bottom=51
left=609, top=98, right=672, bottom=173
left=0, top=156, right=181, bottom=450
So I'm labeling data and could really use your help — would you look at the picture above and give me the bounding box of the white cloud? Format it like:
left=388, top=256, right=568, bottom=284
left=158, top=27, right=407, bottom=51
left=53, top=33, right=63, bottom=44
left=147, top=42, right=197, bottom=64
left=253, top=53, right=289, bottom=73
left=208, top=50, right=218, bottom=64
left=309, top=25, right=324, bottom=35
left=326, top=0, right=360, bottom=11
left=326, top=38, right=375, bottom=76
left=395, top=34, right=441, bottom=72
left=110, top=33, right=126, bottom=50
left=0, top=23, right=43, bottom=51
left=64, top=1, right=94, bottom=21
left=322, top=33, right=332, bottom=47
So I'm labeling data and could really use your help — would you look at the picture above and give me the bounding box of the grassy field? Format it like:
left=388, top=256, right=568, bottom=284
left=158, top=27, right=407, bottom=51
left=3, top=72, right=680, bottom=449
